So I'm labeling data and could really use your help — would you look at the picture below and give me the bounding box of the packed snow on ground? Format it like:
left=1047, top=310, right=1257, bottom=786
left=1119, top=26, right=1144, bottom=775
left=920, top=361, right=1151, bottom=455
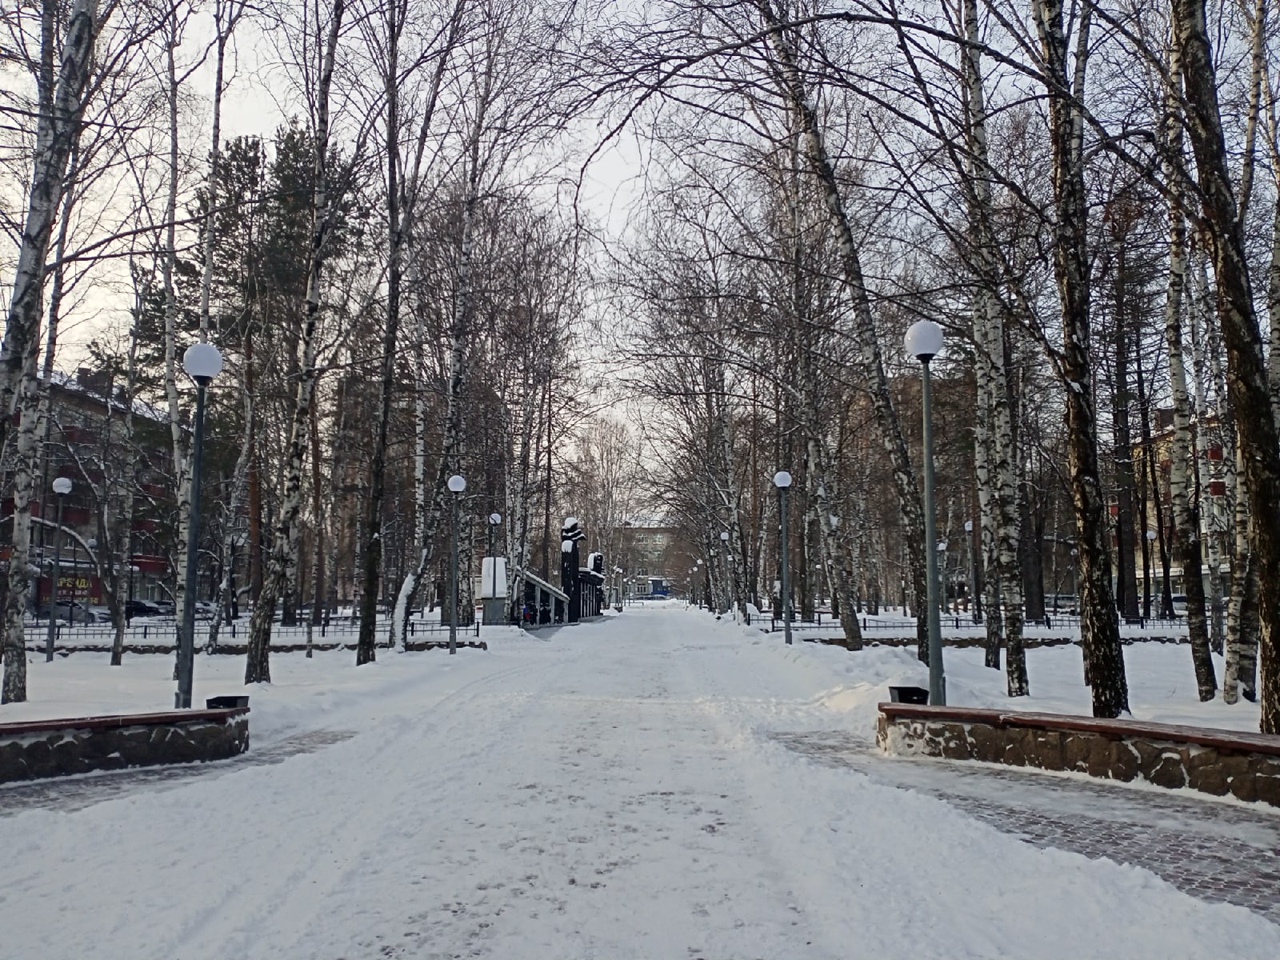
left=0, top=604, right=1276, bottom=959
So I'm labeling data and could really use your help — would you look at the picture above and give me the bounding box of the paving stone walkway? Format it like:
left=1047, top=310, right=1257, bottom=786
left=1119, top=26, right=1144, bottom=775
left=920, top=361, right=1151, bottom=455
left=775, top=731, right=1280, bottom=925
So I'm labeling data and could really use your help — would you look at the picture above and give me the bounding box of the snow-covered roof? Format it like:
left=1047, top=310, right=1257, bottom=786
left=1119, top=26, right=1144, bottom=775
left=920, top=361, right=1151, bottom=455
left=46, top=369, right=166, bottom=423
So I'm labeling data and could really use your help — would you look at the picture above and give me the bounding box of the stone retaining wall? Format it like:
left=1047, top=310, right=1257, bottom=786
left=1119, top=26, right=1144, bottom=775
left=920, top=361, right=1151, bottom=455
left=877, top=704, right=1280, bottom=807
left=0, top=708, right=249, bottom=784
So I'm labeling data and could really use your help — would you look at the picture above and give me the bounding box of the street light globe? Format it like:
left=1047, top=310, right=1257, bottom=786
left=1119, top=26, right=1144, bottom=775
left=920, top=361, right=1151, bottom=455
left=183, top=342, right=224, bottom=384
left=904, top=320, right=944, bottom=362
left=52, top=477, right=72, bottom=495
left=720, top=531, right=729, bottom=542
left=964, top=519, right=973, bottom=533
left=773, top=470, right=792, bottom=489
left=489, top=512, right=502, bottom=525
left=1146, top=530, right=1157, bottom=541
left=447, top=474, right=466, bottom=493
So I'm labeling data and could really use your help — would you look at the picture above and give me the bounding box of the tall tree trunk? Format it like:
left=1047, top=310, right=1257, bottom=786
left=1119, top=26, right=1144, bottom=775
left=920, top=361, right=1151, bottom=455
left=159, top=22, right=194, bottom=676
left=245, top=0, right=346, bottom=684
left=1032, top=0, right=1128, bottom=716
left=1136, top=352, right=1174, bottom=618
left=1111, top=231, right=1139, bottom=620
left=757, top=0, right=928, bottom=660
left=1224, top=441, right=1259, bottom=701
left=112, top=270, right=145, bottom=666
left=1, top=0, right=100, bottom=703
left=1161, top=56, right=1217, bottom=702
left=355, top=0, right=406, bottom=665
left=245, top=332, right=263, bottom=604
left=391, top=172, right=481, bottom=646
left=962, top=0, right=1028, bottom=691
left=1189, top=261, right=1227, bottom=652
left=1172, top=0, right=1280, bottom=731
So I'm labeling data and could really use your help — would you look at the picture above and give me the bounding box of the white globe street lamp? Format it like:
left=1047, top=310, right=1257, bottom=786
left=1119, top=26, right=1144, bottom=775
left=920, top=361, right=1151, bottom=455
left=177, top=342, right=222, bottom=708
left=905, top=320, right=945, bottom=705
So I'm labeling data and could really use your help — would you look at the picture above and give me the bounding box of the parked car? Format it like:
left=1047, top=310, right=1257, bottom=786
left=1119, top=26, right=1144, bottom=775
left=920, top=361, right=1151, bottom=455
left=151, top=600, right=176, bottom=617
left=125, top=599, right=163, bottom=618
left=36, top=600, right=101, bottom=623
left=1170, top=594, right=1188, bottom=617
left=194, top=600, right=216, bottom=619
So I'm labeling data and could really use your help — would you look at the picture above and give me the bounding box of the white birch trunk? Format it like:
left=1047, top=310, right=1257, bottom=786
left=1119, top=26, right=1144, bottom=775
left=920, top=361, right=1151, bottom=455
left=1190, top=259, right=1227, bottom=651
left=756, top=1, right=928, bottom=655
left=1, top=0, right=100, bottom=703
left=161, top=29, right=193, bottom=669
left=963, top=0, right=1024, bottom=690
left=1162, top=90, right=1218, bottom=699
left=111, top=272, right=145, bottom=666
left=245, top=0, right=346, bottom=683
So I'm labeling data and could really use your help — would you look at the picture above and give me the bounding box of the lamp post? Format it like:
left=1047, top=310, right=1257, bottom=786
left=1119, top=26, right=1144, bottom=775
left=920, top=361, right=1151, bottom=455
left=176, top=342, right=222, bottom=709
left=488, top=512, right=502, bottom=588
left=774, top=471, right=793, bottom=645
left=1143, top=529, right=1156, bottom=620
left=486, top=511, right=502, bottom=625
left=964, top=519, right=980, bottom=623
left=447, top=474, right=466, bottom=654
left=905, top=320, right=945, bottom=705
left=228, top=531, right=243, bottom=621
left=719, top=530, right=731, bottom=615
left=45, top=477, right=72, bottom=661
left=709, top=547, right=717, bottom=612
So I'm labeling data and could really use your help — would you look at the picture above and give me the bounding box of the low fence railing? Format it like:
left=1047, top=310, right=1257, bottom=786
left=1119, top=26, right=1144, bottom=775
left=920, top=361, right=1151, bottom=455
left=22, top=616, right=479, bottom=651
left=755, top=612, right=1188, bottom=634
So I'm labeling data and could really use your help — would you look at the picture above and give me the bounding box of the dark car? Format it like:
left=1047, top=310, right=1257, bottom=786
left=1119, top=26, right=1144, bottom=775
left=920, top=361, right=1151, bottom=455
left=126, top=599, right=162, bottom=618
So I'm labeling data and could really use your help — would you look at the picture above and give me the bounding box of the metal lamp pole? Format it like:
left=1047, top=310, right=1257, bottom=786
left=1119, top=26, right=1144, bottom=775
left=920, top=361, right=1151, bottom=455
left=486, top=511, right=502, bottom=625
left=45, top=477, right=72, bottom=661
left=905, top=320, right=946, bottom=705
left=1143, top=529, right=1156, bottom=620
left=488, top=513, right=501, bottom=601
left=719, top=530, right=731, bottom=616
left=177, top=343, right=222, bottom=709
left=447, top=474, right=466, bottom=654
left=964, top=519, right=978, bottom=623
left=774, top=471, right=793, bottom=645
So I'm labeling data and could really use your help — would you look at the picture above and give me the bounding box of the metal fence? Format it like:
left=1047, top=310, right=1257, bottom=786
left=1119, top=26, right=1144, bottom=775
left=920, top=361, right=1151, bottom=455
left=756, top=612, right=1188, bottom=634
left=19, top=616, right=484, bottom=651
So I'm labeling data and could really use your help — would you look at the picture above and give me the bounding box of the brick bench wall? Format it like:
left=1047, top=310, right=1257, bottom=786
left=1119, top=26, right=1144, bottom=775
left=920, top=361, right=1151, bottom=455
left=0, top=707, right=249, bottom=784
left=877, top=704, right=1280, bottom=807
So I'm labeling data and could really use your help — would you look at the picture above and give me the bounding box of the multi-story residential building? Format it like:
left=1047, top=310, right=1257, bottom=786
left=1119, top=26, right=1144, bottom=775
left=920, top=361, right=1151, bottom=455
left=1, top=368, right=174, bottom=611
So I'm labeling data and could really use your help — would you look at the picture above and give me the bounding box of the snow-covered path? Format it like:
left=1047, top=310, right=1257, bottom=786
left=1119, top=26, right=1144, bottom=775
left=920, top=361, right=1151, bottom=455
left=2, top=606, right=1278, bottom=959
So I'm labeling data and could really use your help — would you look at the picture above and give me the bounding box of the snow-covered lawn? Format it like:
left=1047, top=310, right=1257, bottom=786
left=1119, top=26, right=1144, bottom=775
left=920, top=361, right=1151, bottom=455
left=1, top=605, right=1275, bottom=958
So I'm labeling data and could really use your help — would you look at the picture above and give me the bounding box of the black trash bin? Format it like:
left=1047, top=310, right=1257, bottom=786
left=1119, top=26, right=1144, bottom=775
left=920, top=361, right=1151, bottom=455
left=206, top=695, right=250, bottom=710
left=887, top=685, right=929, bottom=705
